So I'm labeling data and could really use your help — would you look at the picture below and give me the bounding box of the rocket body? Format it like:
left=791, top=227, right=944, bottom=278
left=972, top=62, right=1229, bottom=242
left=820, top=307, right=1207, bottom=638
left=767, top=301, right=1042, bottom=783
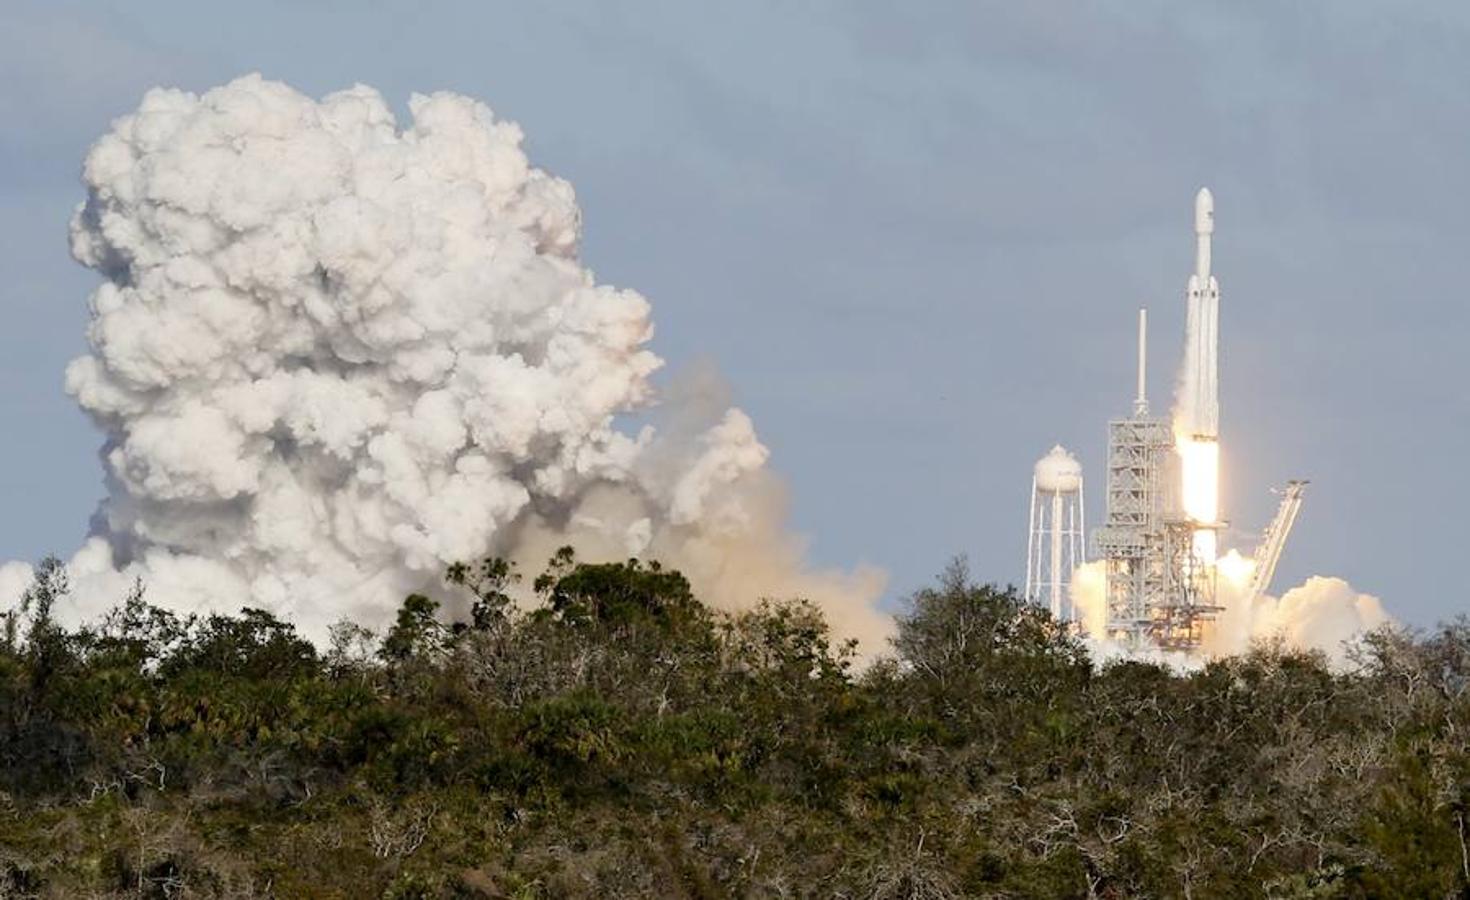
left=1178, top=188, right=1220, bottom=562
left=1183, top=188, right=1219, bottom=439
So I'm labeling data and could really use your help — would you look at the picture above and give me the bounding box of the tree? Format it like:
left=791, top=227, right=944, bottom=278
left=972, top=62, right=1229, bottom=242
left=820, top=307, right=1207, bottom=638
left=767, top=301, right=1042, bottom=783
left=380, top=594, right=450, bottom=665
left=446, top=556, right=518, bottom=633
left=0, top=553, right=1466, bottom=897
left=535, top=547, right=705, bottom=638
left=164, top=607, right=316, bottom=680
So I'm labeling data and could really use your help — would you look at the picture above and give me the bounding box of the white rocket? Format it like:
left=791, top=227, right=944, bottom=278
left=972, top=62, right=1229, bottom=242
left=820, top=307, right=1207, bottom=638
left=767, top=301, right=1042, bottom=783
left=1182, top=187, right=1219, bottom=438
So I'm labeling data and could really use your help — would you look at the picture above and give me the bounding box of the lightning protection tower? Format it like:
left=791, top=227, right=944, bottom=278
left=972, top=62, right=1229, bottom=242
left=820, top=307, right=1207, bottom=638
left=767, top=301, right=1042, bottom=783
left=1092, top=308, right=1219, bottom=650
left=1093, top=309, right=1179, bottom=643
left=1025, top=445, right=1086, bottom=622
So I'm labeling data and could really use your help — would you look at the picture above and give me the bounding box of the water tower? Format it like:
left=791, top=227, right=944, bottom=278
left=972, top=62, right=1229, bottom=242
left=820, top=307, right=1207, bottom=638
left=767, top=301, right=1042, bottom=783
left=1025, top=445, right=1085, bottom=621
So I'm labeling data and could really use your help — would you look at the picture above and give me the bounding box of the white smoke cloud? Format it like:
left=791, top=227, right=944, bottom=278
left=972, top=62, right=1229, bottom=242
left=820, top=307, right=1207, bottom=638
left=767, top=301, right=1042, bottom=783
left=1204, top=574, right=1389, bottom=667
left=1068, top=559, right=1109, bottom=642
left=1069, top=559, right=1390, bottom=669
left=5, top=75, right=890, bottom=651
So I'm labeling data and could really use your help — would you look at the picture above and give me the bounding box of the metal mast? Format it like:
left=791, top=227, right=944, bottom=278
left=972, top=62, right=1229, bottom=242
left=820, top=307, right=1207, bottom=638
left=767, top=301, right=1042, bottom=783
left=1093, top=308, right=1176, bottom=643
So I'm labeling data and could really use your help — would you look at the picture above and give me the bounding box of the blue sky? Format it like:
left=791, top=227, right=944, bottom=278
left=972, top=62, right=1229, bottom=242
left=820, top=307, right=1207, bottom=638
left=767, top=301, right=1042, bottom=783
left=2, top=1, right=1467, bottom=625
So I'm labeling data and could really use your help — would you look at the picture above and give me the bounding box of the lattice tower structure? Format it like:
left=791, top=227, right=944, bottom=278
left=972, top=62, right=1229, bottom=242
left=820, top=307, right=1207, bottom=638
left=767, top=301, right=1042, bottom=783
left=1090, top=307, right=1220, bottom=650
left=1093, top=415, right=1174, bottom=642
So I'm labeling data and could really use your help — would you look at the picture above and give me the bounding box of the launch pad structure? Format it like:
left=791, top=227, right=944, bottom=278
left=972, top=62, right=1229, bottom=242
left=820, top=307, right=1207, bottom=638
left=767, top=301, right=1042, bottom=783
left=1091, top=311, right=1220, bottom=650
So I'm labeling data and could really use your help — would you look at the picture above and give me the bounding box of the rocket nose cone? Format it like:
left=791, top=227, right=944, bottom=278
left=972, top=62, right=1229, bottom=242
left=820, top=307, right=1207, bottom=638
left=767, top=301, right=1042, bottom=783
left=1194, top=187, right=1214, bottom=234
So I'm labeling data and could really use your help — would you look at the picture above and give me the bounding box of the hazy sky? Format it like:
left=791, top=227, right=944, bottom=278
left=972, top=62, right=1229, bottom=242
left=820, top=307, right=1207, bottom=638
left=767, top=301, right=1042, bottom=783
left=2, top=2, right=1467, bottom=626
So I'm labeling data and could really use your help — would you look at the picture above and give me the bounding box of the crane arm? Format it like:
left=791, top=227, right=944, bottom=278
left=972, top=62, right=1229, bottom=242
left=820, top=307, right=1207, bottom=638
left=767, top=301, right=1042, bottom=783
left=1250, top=481, right=1307, bottom=599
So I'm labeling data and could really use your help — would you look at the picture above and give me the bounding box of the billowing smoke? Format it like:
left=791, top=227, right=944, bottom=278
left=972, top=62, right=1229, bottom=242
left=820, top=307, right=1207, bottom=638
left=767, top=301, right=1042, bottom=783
left=0, top=75, right=889, bottom=651
left=1069, top=540, right=1391, bottom=669
left=1203, top=574, right=1390, bottom=667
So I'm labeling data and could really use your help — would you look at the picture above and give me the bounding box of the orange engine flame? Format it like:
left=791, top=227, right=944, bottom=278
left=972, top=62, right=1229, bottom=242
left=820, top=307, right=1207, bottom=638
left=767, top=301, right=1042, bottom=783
left=1177, top=436, right=1219, bottom=564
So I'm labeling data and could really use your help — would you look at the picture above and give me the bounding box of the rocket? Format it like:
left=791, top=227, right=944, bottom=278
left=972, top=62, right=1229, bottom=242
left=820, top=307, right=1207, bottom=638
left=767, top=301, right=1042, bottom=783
left=1183, top=187, right=1219, bottom=438
left=1178, top=188, right=1222, bottom=559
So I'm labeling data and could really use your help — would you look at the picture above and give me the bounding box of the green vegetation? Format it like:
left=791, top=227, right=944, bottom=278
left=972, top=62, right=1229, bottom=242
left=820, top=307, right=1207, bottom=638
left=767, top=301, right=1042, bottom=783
left=1, top=553, right=1467, bottom=898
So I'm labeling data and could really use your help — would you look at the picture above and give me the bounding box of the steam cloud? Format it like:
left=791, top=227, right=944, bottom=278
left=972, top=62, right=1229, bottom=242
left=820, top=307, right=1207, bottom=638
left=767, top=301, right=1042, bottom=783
left=0, top=75, right=889, bottom=650
left=1069, top=560, right=1390, bottom=669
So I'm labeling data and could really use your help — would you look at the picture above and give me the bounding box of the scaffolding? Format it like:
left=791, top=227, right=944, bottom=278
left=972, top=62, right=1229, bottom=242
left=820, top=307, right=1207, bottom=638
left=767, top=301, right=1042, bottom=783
left=1150, top=518, right=1220, bottom=650
left=1090, top=309, right=1219, bottom=650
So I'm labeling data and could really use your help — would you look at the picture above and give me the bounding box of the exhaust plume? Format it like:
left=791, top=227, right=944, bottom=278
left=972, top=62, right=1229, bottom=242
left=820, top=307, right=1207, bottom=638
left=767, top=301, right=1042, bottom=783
left=1, top=75, right=889, bottom=651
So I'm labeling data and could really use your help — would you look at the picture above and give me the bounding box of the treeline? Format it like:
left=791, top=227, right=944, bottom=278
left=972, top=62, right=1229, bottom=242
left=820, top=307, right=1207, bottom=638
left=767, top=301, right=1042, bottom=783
left=0, top=551, right=1467, bottom=898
